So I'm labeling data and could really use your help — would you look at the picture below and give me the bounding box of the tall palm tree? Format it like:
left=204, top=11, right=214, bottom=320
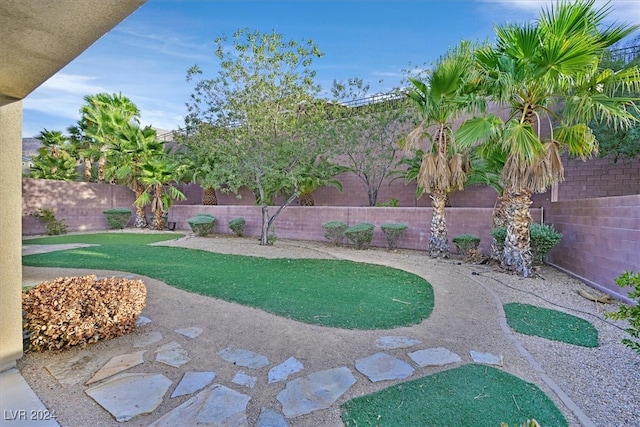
left=30, top=129, right=79, bottom=181
left=67, top=121, right=100, bottom=182
left=404, top=41, right=485, bottom=257
left=457, top=0, right=640, bottom=276
left=105, top=124, right=165, bottom=228
left=80, top=93, right=141, bottom=182
left=136, top=153, right=186, bottom=230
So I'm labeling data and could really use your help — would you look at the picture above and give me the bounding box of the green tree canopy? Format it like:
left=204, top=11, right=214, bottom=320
left=183, top=28, right=328, bottom=245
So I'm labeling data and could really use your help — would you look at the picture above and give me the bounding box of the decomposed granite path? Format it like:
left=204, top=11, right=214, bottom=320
left=15, top=235, right=640, bottom=426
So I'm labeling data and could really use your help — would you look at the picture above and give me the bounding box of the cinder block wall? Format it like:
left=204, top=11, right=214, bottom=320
left=168, top=205, right=542, bottom=254
left=545, top=194, right=640, bottom=301
left=22, top=178, right=136, bottom=235
left=558, top=156, right=640, bottom=200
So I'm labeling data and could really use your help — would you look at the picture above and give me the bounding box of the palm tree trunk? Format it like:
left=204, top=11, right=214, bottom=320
left=299, top=192, right=314, bottom=206
left=97, top=149, right=106, bottom=183
left=133, top=186, right=147, bottom=228
left=502, top=189, right=533, bottom=277
left=202, top=187, right=218, bottom=205
left=153, top=184, right=165, bottom=230
left=429, top=190, right=449, bottom=258
left=83, top=158, right=92, bottom=182
left=490, top=193, right=508, bottom=261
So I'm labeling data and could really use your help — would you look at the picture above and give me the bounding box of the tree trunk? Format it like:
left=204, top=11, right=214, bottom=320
left=502, top=189, right=533, bottom=277
left=490, top=193, right=508, bottom=261
left=133, top=186, right=147, bottom=228
left=153, top=184, right=164, bottom=230
left=202, top=187, right=218, bottom=205
left=368, top=188, right=378, bottom=207
left=258, top=192, right=298, bottom=246
left=429, top=191, right=449, bottom=258
left=260, top=205, right=271, bottom=246
left=97, top=146, right=107, bottom=183
left=299, top=192, right=314, bottom=206
left=84, top=158, right=92, bottom=182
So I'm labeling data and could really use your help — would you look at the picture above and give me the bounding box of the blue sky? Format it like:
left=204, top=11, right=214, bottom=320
left=22, top=0, right=640, bottom=138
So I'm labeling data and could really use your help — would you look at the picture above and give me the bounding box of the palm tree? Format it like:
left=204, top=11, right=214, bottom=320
left=30, top=129, right=79, bottom=181
left=80, top=92, right=141, bottom=182
left=105, top=124, right=165, bottom=228
left=296, top=159, right=346, bottom=206
left=67, top=121, right=99, bottom=182
left=404, top=41, right=484, bottom=257
left=457, top=0, right=640, bottom=276
left=136, top=153, right=186, bottom=230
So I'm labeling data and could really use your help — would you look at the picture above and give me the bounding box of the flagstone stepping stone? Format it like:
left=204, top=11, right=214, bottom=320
left=408, top=347, right=461, bottom=367
left=136, top=316, right=152, bottom=326
left=171, top=371, right=216, bottom=398
left=85, top=373, right=171, bottom=422
left=375, top=336, right=421, bottom=349
left=133, top=331, right=163, bottom=347
left=256, top=408, right=289, bottom=427
left=355, top=352, right=414, bottom=382
left=86, top=350, right=145, bottom=385
left=232, top=371, right=258, bottom=388
left=276, top=366, right=356, bottom=418
left=149, top=384, right=251, bottom=426
left=155, top=342, right=190, bottom=368
left=175, top=326, right=203, bottom=339
left=470, top=350, right=503, bottom=366
left=218, top=348, right=269, bottom=369
left=268, top=357, right=304, bottom=384
left=46, top=352, right=105, bottom=386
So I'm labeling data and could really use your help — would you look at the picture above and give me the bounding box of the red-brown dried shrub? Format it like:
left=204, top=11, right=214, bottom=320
left=22, top=275, right=146, bottom=352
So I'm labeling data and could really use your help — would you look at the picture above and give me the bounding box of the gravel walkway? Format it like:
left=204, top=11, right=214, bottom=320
left=18, top=234, right=640, bottom=426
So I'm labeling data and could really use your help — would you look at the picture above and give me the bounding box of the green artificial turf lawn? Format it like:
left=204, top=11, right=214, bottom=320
left=23, top=233, right=183, bottom=246
left=504, top=303, right=599, bottom=347
left=22, top=240, right=434, bottom=330
left=341, top=364, right=568, bottom=426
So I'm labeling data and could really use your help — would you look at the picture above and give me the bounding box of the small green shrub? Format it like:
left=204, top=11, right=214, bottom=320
left=187, top=215, right=215, bottom=237
left=103, top=208, right=131, bottom=229
left=32, top=208, right=67, bottom=235
left=380, top=223, right=408, bottom=250
left=322, top=221, right=348, bottom=246
left=605, top=271, right=640, bottom=354
left=228, top=217, right=246, bottom=237
left=491, top=224, right=562, bottom=265
left=375, top=198, right=399, bottom=207
left=452, top=234, right=481, bottom=260
left=344, top=223, right=375, bottom=250
left=530, top=224, right=562, bottom=264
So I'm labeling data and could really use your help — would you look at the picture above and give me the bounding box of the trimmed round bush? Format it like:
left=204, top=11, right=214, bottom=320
left=228, top=217, right=246, bottom=237
left=187, top=215, right=215, bottom=237
left=322, top=221, right=348, bottom=246
left=492, top=224, right=562, bottom=265
left=452, top=234, right=481, bottom=259
left=103, top=208, right=132, bottom=229
left=344, top=222, right=375, bottom=249
left=380, top=223, right=408, bottom=250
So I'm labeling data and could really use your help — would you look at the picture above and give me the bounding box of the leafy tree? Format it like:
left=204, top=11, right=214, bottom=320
left=404, top=41, right=484, bottom=257
left=327, top=78, right=416, bottom=207
left=174, top=124, right=228, bottom=205
left=457, top=0, right=640, bottom=276
left=184, top=28, right=327, bottom=245
left=80, top=92, right=141, bottom=182
left=30, top=129, right=79, bottom=181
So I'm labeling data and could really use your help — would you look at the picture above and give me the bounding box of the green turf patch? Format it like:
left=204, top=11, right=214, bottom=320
left=504, top=303, right=598, bottom=347
left=22, top=233, right=183, bottom=246
left=341, top=364, right=568, bottom=426
left=22, top=244, right=433, bottom=330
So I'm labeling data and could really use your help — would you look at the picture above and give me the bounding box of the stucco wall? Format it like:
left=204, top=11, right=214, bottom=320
left=546, top=194, right=640, bottom=302
left=22, top=178, right=136, bottom=235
